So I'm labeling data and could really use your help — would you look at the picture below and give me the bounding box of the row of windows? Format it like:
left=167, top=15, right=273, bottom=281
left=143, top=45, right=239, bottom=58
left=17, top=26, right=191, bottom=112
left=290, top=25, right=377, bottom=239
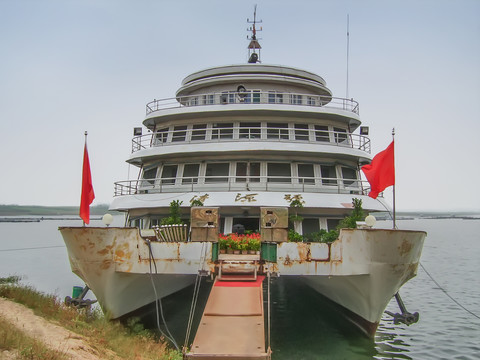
left=152, top=123, right=349, bottom=144
left=142, top=161, right=359, bottom=187
left=185, top=90, right=329, bottom=107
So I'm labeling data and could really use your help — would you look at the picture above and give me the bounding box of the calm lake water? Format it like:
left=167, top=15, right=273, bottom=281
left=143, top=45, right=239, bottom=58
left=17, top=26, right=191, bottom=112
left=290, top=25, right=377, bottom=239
left=1, top=216, right=479, bottom=359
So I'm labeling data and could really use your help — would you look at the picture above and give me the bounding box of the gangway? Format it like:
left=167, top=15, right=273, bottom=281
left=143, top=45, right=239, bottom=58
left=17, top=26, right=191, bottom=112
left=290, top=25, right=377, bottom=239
left=185, top=274, right=271, bottom=360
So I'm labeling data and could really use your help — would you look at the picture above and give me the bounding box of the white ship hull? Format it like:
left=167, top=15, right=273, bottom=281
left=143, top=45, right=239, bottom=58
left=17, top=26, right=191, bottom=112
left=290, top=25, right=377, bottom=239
left=59, top=226, right=425, bottom=336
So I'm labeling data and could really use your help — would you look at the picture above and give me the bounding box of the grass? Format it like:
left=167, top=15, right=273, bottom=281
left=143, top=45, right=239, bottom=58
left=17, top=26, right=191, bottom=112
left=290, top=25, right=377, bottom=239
left=0, top=279, right=182, bottom=360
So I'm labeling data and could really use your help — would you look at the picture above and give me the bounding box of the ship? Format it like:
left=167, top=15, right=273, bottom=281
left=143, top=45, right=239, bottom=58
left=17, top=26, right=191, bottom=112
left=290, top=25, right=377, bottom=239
left=59, top=9, right=425, bottom=354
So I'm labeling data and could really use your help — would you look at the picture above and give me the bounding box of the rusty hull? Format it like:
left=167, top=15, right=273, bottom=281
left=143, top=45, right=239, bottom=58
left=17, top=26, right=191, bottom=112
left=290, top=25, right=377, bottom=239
left=59, top=226, right=212, bottom=318
left=59, top=226, right=425, bottom=332
left=275, top=228, right=426, bottom=328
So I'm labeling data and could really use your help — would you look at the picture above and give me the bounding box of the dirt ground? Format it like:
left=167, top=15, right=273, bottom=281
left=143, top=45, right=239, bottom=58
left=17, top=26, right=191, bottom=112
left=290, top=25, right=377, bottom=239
left=0, top=297, right=118, bottom=360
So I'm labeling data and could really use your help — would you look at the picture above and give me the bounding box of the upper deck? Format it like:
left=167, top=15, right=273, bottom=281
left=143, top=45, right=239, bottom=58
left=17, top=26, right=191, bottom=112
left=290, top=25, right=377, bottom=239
left=143, top=64, right=360, bottom=129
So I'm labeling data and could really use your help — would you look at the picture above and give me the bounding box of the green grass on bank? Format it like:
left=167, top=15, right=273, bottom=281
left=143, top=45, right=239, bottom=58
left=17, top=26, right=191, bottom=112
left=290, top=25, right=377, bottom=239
left=0, top=278, right=182, bottom=360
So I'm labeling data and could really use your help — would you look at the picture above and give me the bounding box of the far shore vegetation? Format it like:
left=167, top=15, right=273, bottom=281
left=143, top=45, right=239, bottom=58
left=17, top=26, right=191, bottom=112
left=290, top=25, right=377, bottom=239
left=0, top=276, right=181, bottom=359
left=0, top=204, right=111, bottom=216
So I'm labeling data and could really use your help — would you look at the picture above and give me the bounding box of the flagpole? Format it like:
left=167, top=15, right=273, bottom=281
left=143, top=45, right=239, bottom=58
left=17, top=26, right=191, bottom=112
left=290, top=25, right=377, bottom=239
left=83, top=131, right=87, bottom=227
left=392, top=128, right=396, bottom=229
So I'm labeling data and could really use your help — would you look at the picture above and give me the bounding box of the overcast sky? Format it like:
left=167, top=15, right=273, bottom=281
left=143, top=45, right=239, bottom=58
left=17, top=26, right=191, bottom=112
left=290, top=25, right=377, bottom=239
left=1, top=0, right=479, bottom=211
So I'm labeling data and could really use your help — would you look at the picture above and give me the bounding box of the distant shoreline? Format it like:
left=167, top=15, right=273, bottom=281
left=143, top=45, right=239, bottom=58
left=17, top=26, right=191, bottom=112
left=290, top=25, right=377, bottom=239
left=0, top=204, right=111, bottom=216
left=0, top=204, right=478, bottom=220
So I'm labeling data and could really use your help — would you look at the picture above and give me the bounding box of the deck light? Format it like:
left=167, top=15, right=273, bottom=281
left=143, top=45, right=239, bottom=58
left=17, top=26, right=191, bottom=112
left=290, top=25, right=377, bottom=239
left=365, top=215, right=376, bottom=227
left=360, top=126, right=369, bottom=135
left=102, top=213, right=114, bottom=227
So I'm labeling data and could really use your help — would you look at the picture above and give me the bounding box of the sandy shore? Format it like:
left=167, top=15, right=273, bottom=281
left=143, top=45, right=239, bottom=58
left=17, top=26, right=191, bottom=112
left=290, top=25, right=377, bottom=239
left=0, top=297, right=118, bottom=360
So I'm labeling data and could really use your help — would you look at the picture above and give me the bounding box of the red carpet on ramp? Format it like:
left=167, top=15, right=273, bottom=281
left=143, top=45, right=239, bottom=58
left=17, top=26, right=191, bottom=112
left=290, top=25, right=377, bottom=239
left=215, top=275, right=265, bottom=287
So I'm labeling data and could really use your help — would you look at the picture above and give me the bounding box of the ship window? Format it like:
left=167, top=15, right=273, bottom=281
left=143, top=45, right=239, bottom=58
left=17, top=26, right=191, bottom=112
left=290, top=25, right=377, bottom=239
left=267, top=123, right=289, bottom=140
left=203, top=94, right=214, bottom=105
left=294, top=124, right=309, bottom=141
left=182, top=164, right=200, bottom=184
left=155, top=127, right=168, bottom=143
left=298, top=164, right=315, bottom=184
left=320, top=165, right=337, bottom=185
left=236, top=162, right=261, bottom=183
left=291, top=94, right=302, bottom=105
left=334, top=127, right=348, bottom=144
left=191, top=124, right=206, bottom=141
left=240, top=122, right=261, bottom=139
left=245, top=90, right=261, bottom=103
left=205, top=163, right=229, bottom=183
left=327, top=219, right=340, bottom=231
left=190, top=97, right=198, bottom=106
left=142, top=167, right=157, bottom=185
left=236, top=162, right=247, bottom=182
left=267, top=163, right=291, bottom=183
left=315, top=125, right=330, bottom=142
left=303, top=218, right=320, bottom=234
left=268, top=92, right=283, bottom=104
left=172, top=126, right=187, bottom=142
left=342, top=167, right=358, bottom=186
left=212, top=123, right=233, bottom=139
left=161, top=165, right=177, bottom=185
left=307, top=96, right=317, bottom=106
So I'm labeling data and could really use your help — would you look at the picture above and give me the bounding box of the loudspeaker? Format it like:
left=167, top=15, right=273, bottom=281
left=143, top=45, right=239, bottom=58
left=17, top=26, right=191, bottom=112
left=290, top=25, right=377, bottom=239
left=260, top=207, right=288, bottom=242
left=190, top=207, right=219, bottom=242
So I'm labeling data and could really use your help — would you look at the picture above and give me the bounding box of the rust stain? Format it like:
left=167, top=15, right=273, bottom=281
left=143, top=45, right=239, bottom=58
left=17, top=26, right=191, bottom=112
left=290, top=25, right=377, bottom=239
left=101, top=259, right=112, bottom=270
left=283, top=255, right=292, bottom=267
left=398, top=239, right=413, bottom=257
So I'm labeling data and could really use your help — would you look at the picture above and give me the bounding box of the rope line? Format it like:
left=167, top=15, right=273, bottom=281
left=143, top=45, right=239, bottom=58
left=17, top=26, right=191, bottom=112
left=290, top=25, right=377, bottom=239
left=145, top=240, right=180, bottom=350
left=0, top=245, right=65, bottom=252
left=420, top=262, right=480, bottom=320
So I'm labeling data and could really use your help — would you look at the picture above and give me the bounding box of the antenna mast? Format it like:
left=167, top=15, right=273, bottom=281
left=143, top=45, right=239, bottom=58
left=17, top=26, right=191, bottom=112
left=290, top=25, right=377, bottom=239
left=247, top=5, right=262, bottom=63
left=346, top=14, right=350, bottom=99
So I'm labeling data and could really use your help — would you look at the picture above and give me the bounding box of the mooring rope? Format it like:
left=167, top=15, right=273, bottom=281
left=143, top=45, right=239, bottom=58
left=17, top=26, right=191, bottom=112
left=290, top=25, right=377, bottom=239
left=184, top=232, right=211, bottom=351
left=145, top=240, right=180, bottom=350
left=0, top=245, right=65, bottom=252
left=420, top=262, right=480, bottom=320
left=184, top=242, right=204, bottom=350
left=267, top=267, right=272, bottom=355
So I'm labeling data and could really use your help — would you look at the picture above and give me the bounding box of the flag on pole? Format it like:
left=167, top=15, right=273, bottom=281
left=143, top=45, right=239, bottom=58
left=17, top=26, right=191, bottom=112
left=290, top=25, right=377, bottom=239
left=361, top=140, right=395, bottom=199
left=80, top=136, right=95, bottom=224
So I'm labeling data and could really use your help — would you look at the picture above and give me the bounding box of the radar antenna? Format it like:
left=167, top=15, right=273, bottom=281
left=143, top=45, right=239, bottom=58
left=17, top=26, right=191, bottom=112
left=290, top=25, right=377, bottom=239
left=247, top=5, right=262, bottom=63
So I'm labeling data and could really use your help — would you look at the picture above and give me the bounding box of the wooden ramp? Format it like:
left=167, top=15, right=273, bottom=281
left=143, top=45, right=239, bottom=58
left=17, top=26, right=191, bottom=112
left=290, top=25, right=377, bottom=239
left=185, top=275, right=270, bottom=360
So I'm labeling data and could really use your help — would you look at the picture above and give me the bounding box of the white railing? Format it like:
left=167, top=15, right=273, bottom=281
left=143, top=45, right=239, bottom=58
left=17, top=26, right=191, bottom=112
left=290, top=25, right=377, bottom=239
left=114, top=176, right=370, bottom=197
left=131, top=126, right=370, bottom=154
left=145, top=91, right=359, bottom=115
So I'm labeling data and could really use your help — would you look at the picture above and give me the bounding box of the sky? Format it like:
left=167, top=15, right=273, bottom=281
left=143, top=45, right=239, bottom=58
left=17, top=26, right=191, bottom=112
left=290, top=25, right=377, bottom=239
left=1, top=0, right=479, bottom=212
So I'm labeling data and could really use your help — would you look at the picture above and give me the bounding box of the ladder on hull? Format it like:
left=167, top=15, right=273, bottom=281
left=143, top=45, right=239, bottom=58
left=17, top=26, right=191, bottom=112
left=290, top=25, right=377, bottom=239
left=185, top=275, right=270, bottom=360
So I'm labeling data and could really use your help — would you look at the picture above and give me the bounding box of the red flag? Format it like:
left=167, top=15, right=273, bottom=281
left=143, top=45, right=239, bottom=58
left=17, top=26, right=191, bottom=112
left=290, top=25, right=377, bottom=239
left=361, top=140, right=395, bottom=199
left=80, top=142, right=95, bottom=224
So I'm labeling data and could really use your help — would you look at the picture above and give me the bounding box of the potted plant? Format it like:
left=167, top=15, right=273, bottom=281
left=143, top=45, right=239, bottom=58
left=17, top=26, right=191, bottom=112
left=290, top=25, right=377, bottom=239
left=218, top=235, right=228, bottom=254
left=248, top=237, right=261, bottom=254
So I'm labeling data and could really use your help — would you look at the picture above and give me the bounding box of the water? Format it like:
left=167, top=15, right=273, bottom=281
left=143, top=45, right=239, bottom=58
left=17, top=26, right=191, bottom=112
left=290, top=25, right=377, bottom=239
left=1, top=216, right=479, bottom=359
